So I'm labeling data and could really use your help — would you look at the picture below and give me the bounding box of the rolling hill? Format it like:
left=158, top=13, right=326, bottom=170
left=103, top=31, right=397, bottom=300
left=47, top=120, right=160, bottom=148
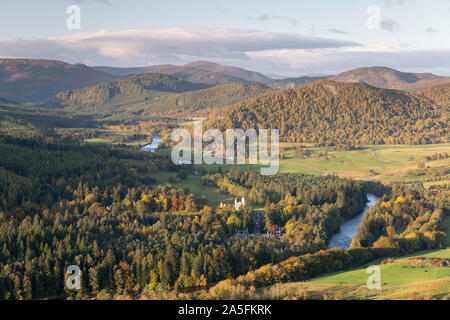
left=0, top=59, right=114, bottom=102
left=330, top=66, right=450, bottom=91
left=50, top=73, right=208, bottom=109
left=206, top=80, right=449, bottom=146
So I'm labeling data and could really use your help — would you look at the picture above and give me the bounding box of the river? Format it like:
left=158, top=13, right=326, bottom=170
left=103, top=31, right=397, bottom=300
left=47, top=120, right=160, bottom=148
left=140, top=135, right=162, bottom=153
left=327, top=193, right=378, bottom=250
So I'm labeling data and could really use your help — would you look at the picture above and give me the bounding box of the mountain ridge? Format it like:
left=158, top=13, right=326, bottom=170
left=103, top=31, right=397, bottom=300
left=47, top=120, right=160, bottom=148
left=414, top=82, right=450, bottom=107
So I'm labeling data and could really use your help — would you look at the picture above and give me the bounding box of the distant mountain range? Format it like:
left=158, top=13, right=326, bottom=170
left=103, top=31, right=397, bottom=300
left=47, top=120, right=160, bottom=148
left=0, top=58, right=449, bottom=104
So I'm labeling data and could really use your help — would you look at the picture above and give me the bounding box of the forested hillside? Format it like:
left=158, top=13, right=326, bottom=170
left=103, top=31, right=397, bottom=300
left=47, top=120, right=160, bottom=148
left=207, top=80, right=449, bottom=147
left=352, top=183, right=448, bottom=250
left=414, top=83, right=450, bottom=107
left=51, top=73, right=208, bottom=109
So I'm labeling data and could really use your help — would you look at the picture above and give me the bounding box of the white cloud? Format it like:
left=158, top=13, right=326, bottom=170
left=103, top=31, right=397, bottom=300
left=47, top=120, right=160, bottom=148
left=0, top=28, right=449, bottom=76
left=246, top=45, right=450, bottom=76
left=0, top=28, right=357, bottom=66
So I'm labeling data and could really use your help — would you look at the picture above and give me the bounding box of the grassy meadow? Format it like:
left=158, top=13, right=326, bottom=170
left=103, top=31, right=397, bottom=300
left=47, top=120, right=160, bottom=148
left=309, top=250, right=450, bottom=286
left=150, top=171, right=233, bottom=208
left=279, top=143, right=450, bottom=184
left=260, top=249, right=450, bottom=300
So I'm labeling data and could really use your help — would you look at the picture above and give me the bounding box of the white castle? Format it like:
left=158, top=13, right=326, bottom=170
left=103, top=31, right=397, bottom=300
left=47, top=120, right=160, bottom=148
left=220, top=196, right=245, bottom=211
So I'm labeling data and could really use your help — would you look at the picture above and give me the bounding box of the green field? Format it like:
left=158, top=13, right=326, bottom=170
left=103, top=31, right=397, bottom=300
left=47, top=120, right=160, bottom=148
left=309, top=250, right=450, bottom=287
left=260, top=249, right=450, bottom=300
left=82, top=129, right=151, bottom=147
left=151, top=171, right=232, bottom=208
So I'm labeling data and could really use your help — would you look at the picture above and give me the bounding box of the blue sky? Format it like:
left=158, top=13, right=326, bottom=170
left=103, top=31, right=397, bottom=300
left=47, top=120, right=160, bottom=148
left=0, top=0, right=449, bottom=76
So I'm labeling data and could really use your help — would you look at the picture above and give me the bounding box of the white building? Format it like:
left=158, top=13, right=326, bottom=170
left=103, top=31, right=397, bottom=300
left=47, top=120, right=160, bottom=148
left=234, top=196, right=245, bottom=211
left=219, top=196, right=245, bottom=211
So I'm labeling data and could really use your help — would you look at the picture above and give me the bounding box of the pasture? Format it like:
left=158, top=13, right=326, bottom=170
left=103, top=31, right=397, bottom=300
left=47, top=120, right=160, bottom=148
left=260, top=249, right=450, bottom=300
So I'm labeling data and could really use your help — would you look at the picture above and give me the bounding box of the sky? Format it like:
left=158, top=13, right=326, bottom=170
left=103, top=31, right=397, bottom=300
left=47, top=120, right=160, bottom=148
left=0, top=0, right=449, bottom=76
